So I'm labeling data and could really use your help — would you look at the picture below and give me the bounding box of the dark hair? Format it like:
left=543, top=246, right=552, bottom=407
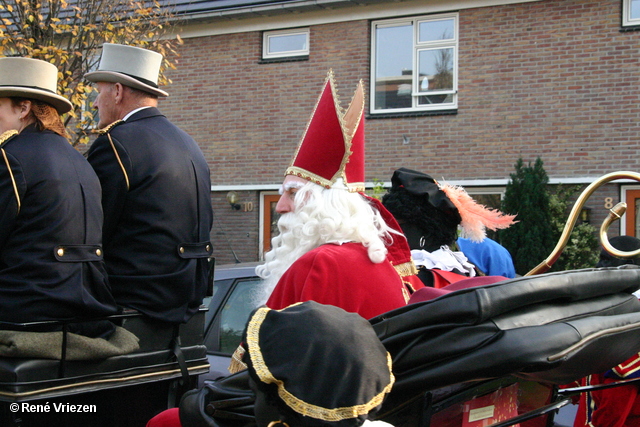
left=382, top=187, right=460, bottom=251
left=596, top=235, right=640, bottom=268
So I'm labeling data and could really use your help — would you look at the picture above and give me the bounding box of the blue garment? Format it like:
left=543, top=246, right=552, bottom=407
left=457, top=237, right=516, bottom=278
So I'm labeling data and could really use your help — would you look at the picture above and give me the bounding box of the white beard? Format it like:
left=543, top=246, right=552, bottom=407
left=253, top=183, right=393, bottom=306
left=254, top=212, right=321, bottom=305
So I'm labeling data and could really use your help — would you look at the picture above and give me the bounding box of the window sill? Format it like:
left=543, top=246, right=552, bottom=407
left=258, top=56, right=309, bottom=64
left=621, top=24, right=640, bottom=32
left=366, top=109, right=458, bottom=119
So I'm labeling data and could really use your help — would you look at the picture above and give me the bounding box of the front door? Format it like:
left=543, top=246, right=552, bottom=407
left=623, top=188, right=640, bottom=237
left=261, top=194, right=281, bottom=257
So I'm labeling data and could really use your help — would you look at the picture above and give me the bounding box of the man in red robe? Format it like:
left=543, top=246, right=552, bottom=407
left=569, top=236, right=640, bottom=427
left=255, top=71, right=421, bottom=320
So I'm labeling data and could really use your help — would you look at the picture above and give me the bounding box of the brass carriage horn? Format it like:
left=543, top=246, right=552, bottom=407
left=526, top=171, right=640, bottom=276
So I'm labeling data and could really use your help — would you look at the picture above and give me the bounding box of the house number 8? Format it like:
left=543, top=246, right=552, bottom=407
left=604, top=197, right=613, bottom=209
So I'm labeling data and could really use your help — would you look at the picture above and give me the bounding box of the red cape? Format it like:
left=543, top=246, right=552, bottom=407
left=266, top=242, right=409, bottom=319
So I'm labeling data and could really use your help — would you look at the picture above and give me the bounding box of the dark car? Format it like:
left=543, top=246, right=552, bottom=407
left=202, top=262, right=264, bottom=382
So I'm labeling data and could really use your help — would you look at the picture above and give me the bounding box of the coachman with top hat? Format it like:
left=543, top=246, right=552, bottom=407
left=85, top=44, right=213, bottom=324
left=0, top=57, right=118, bottom=336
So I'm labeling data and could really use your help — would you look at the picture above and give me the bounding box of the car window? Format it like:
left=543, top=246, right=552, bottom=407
left=219, top=278, right=263, bottom=354
left=203, top=278, right=232, bottom=326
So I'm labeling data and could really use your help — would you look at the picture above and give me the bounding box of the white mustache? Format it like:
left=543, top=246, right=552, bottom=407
left=276, top=212, right=296, bottom=233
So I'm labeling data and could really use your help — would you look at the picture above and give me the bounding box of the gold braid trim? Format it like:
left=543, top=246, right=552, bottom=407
left=107, top=132, right=130, bottom=191
left=94, top=120, right=130, bottom=191
left=0, top=130, right=20, bottom=215
left=228, top=345, right=247, bottom=374
left=394, top=260, right=418, bottom=278
left=246, top=305, right=395, bottom=422
left=94, top=120, right=124, bottom=135
left=0, top=130, right=19, bottom=147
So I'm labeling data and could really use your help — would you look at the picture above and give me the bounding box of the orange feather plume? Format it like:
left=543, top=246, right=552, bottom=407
left=440, top=183, right=517, bottom=242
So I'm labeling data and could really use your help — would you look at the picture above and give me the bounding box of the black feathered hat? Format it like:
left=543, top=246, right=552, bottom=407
left=382, top=168, right=461, bottom=251
left=382, top=168, right=516, bottom=251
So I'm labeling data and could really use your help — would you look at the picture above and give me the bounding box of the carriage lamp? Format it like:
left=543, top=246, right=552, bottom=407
left=226, top=191, right=241, bottom=210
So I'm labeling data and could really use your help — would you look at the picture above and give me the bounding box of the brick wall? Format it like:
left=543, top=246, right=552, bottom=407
left=160, top=0, right=640, bottom=263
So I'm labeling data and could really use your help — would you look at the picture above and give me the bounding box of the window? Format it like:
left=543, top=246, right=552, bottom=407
left=371, top=14, right=458, bottom=114
left=623, top=0, right=640, bottom=27
left=204, top=276, right=263, bottom=354
left=263, top=28, right=309, bottom=59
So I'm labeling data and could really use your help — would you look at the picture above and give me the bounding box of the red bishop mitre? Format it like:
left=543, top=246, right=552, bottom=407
left=285, top=70, right=365, bottom=192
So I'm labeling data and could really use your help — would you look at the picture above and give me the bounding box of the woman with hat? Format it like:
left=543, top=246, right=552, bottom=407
left=0, top=57, right=118, bottom=337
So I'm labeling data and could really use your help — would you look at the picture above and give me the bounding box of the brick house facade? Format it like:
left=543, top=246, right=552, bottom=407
left=158, top=0, right=640, bottom=264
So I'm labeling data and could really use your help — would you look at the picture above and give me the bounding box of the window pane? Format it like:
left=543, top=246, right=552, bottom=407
left=632, top=0, right=640, bottom=20
left=374, top=24, right=413, bottom=110
left=268, top=33, right=307, bottom=54
left=419, top=18, right=455, bottom=43
left=417, top=47, right=454, bottom=106
left=219, top=279, right=263, bottom=353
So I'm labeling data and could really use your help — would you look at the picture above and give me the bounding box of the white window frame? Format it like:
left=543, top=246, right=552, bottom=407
left=370, top=13, right=458, bottom=115
left=262, top=28, right=309, bottom=59
left=623, top=0, right=640, bottom=27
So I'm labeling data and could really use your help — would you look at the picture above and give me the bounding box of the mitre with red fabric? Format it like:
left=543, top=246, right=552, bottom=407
left=285, top=70, right=365, bottom=192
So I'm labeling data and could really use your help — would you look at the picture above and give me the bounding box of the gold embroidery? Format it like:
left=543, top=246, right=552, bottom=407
left=228, top=345, right=247, bottom=374
left=401, top=285, right=410, bottom=304
left=0, top=130, right=18, bottom=146
left=94, top=119, right=124, bottom=135
left=394, top=260, right=419, bottom=278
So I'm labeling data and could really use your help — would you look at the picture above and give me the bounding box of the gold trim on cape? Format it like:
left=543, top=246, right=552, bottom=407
left=394, top=260, right=419, bottom=278
left=246, top=305, right=395, bottom=422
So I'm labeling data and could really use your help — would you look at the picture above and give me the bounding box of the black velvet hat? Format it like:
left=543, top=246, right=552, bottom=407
left=383, top=168, right=462, bottom=251
left=243, top=301, right=394, bottom=425
left=389, top=168, right=461, bottom=220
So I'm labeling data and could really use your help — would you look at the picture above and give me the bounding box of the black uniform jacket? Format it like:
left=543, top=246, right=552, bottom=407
left=0, top=126, right=118, bottom=323
left=87, top=107, right=213, bottom=324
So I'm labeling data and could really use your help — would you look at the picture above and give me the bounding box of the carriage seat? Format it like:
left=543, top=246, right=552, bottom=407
left=0, top=307, right=209, bottom=401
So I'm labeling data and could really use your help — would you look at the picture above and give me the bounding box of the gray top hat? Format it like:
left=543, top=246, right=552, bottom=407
left=0, top=57, right=73, bottom=114
left=84, top=43, right=169, bottom=97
